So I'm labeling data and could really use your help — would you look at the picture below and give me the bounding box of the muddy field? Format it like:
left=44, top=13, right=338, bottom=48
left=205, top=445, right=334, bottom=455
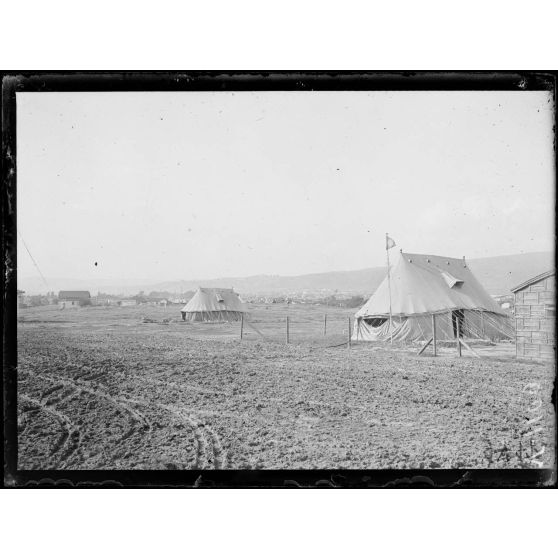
left=17, top=304, right=555, bottom=470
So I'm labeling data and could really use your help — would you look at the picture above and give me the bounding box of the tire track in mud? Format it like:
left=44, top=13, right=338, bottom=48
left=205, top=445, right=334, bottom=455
left=33, top=371, right=153, bottom=463
left=20, top=394, right=82, bottom=468
left=117, top=396, right=228, bottom=470
left=138, top=380, right=229, bottom=468
left=42, top=374, right=226, bottom=469
left=61, top=374, right=152, bottom=433
left=161, top=406, right=227, bottom=469
left=61, top=347, right=229, bottom=468
left=58, top=349, right=154, bottom=436
left=29, top=355, right=227, bottom=469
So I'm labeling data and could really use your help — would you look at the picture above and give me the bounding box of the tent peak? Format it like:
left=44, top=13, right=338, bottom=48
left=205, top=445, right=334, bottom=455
left=400, top=252, right=469, bottom=265
left=357, top=250, right=504, bottom=319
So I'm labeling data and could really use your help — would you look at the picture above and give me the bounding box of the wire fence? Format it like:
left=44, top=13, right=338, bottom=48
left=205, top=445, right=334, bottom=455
left=238, top=305, right=516, bottom=358
left=241, top=307, right=355, bottom=348
left=23, top=302, right=516, bottom=357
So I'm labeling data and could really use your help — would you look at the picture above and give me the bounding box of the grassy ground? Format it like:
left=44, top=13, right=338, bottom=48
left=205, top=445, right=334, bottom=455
left=17, top=304, right=555, bottom=470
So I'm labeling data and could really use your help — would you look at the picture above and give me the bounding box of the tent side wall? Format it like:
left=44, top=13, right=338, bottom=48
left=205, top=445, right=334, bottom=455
left=354, top=310, right=513, bottom=343
left=181, top=310, right=246, bottom=322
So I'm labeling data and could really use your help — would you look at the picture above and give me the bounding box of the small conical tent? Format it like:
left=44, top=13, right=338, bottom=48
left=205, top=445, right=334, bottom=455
left=354, top=252, right=514, bottom=342
left=181, top=287, right=249, bottom=322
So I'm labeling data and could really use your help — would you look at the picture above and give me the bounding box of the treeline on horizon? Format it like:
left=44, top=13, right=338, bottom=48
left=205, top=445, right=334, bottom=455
left=18, top=290, right=368, bottom=309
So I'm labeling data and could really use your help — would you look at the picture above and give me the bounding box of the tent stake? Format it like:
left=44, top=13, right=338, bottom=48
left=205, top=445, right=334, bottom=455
left=417, top=337, right=433, bottom=355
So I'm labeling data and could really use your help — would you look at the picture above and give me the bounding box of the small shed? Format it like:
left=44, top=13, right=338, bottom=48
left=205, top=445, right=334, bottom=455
left=511, top=270, right=555, bottom=361
left=58, top=291, right=91, bottom=309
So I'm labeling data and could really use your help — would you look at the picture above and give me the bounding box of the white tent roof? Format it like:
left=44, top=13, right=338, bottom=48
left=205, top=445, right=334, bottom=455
left=356, top=252, right=505, bottom=318
left=181, top=287, right=248, bottom=313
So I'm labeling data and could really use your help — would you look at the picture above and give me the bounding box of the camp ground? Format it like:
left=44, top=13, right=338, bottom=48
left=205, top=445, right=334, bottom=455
left=16, top=245, right=555, bottom=471
left=13, top=84, right=555, bottom=477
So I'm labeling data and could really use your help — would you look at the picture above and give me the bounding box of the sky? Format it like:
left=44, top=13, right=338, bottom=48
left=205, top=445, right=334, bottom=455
left=17, top=90, right=555, bottom=284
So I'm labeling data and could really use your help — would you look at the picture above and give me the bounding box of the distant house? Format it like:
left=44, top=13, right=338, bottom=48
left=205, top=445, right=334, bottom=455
left=169, top=298, right=187, bottom=304
left=512, top=271, right=555, bottom=361
left=58, top=291, right=91, bottom=309
left=117, top=299, right=137, bottom=307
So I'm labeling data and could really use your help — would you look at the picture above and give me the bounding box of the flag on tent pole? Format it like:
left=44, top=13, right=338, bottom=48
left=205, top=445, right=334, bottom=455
left=386, top=235, right=396, bottom=250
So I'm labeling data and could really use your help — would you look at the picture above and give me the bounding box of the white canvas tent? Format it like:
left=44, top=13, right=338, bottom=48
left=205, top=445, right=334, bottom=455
left=180, top=287, right=249, bottom=322
left=354, top=252, right=514, bottom=342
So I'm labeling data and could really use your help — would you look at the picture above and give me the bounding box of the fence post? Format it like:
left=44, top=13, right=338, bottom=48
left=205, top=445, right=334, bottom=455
left=348, top=317, right=352, bottom=349
left=240, top=313, right=244, bottom=340
left=432, top=314, right=437, bottom=356
left=324, top=313, right=327, bottom=336
left=456, top=318, right=462, bottom=357
left=286, top=316, right=290, bottom=344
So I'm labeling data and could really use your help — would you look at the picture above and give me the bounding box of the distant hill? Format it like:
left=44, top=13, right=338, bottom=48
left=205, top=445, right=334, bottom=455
left=147, top=251, right=553, bottom=296
left=19, top=251, right=553, bottom=296
left=464, top=252, right=554, bottom=294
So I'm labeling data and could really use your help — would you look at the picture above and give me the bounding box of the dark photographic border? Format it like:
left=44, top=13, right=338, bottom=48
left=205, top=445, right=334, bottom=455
left=3, top=71, right=556, bottom=488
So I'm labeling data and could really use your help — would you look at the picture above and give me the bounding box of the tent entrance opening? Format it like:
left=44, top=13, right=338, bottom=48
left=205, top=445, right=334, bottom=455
left=452, top=310, right=464, bottom=338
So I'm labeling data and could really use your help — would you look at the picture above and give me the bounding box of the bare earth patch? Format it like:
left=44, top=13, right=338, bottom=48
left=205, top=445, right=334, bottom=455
left=17, top=304, right=555, bottom=470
